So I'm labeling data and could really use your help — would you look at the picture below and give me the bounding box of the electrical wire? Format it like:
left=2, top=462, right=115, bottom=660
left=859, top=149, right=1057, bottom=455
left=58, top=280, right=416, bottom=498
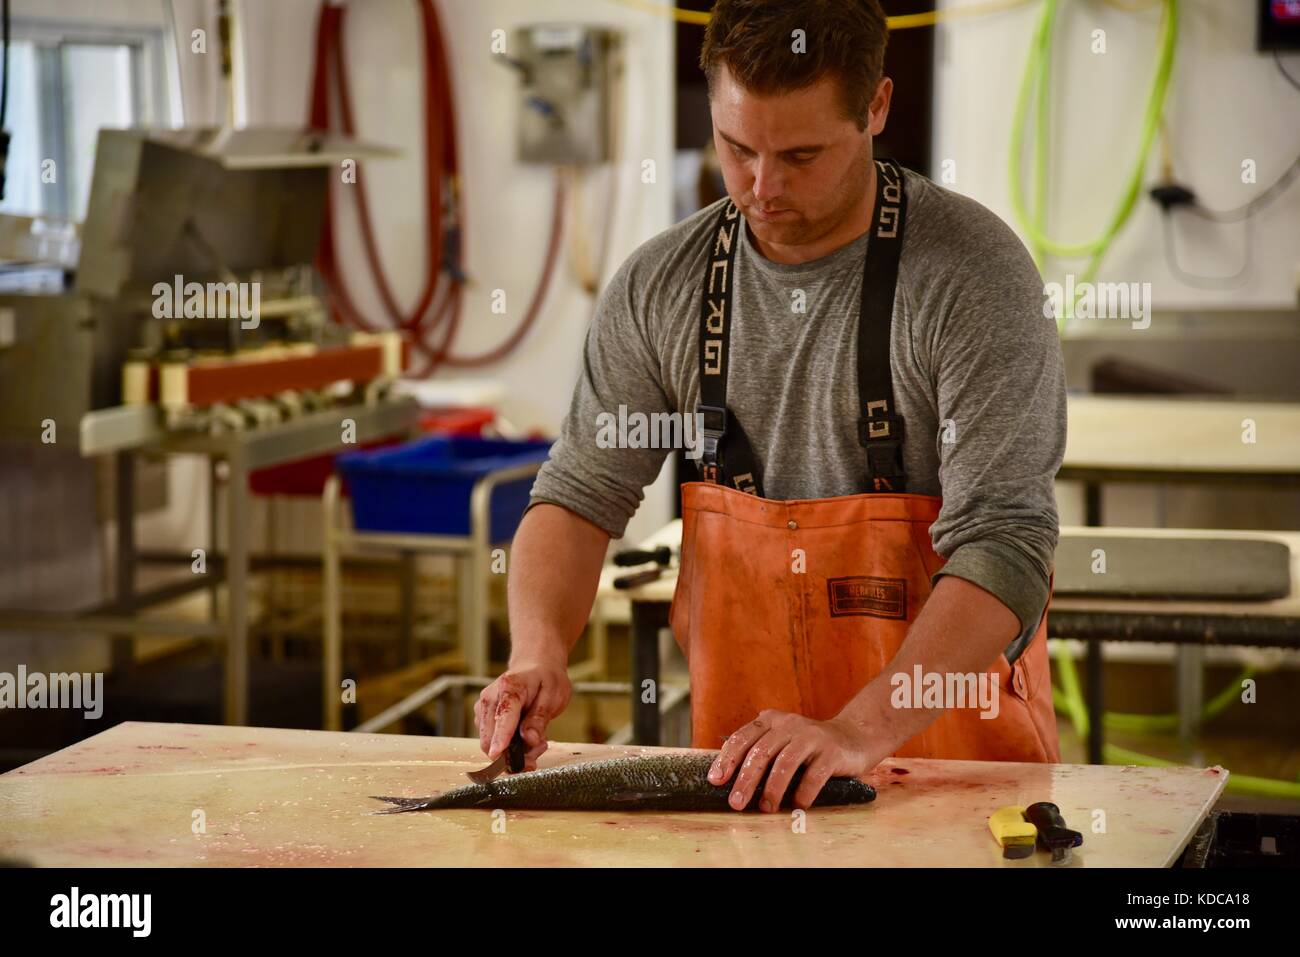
left=1, top=0, right=9, bottom=127
left=1008, top=0, right=1179, bottom=329
left=1160, top=211, right=1252, bottom=290
left=1154, top=120, right=1299, bottom=288
left=608, top=0, right=710, bottom=26
left=886, top=0, right=1034, bottom=29
left=1154, top=82, right=1299, bottom=289
left=1277, top=49, right=1300, bottom=92
left=604, top=0, right=1036, bottom=30
left=1186, top=153, right=1300, bottom=223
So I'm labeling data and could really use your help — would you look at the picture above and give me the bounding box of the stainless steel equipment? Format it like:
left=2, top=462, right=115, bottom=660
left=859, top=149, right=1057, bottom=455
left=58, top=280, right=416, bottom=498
left=0, top=125, right=413, bottom=726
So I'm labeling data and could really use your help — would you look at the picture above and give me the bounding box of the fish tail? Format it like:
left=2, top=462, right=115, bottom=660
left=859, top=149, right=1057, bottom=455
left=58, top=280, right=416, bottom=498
left=369, top=795, right=439, bottom=814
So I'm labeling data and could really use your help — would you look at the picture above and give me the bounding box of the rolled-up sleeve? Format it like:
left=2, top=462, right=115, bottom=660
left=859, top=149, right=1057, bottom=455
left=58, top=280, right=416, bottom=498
left=527, top=256, right=675, bottom=540
left=919, top=243, right=1066, bottom=653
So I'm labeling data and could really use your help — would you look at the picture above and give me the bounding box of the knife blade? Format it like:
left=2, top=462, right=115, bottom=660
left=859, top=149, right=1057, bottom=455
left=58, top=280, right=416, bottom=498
left=467, top=726, right=528, bottom=784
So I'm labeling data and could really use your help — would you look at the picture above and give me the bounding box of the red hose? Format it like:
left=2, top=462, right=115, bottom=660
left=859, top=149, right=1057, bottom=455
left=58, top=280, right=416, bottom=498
left=332, top=0, right=443, bottom=330
left=310, top=0, right=564, bottom=377
left=311, top=3, right=385, bottom=334
left=312, top=0, right=444, bottom=336
left=434, top=173, right=565, bottom=370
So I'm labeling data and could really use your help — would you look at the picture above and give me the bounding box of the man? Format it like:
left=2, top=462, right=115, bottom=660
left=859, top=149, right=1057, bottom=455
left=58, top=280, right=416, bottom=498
left=475, top=0, right=1065, bottom=813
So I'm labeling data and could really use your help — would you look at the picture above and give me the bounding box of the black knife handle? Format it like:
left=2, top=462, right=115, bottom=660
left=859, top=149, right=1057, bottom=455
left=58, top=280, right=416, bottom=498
left=614, top=546, right=672, bottom=567
left=613, top=568, right=664, bottom=589
left=1026, top=802, right=1083, bottom=849
left=507, top=727, right=527, bottom=774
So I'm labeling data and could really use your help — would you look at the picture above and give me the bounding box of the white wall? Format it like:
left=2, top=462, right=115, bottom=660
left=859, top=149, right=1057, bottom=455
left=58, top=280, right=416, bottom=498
left=19, top=0, right=164, bottom=24
left=2, top=0, right=674, bottom=683
left=238, top=0, right=676, bottom=545
left=932, top=0, right=1300, bottom=309
left=932, top=0, right=1300, bottom=532
left=164, top=0, right=678, bottom=549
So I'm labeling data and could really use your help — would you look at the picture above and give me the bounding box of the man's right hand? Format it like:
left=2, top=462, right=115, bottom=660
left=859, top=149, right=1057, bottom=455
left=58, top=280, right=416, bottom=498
left=474, top=657, right=572, bottom=771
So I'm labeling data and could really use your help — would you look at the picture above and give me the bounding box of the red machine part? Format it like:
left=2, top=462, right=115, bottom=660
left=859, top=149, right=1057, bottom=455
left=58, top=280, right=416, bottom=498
left=182, top=344, right=385, bottom=407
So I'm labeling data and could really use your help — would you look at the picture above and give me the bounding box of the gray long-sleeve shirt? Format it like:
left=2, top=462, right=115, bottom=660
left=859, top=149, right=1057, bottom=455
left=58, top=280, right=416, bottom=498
left=528, top=167, right=1066, bottom=654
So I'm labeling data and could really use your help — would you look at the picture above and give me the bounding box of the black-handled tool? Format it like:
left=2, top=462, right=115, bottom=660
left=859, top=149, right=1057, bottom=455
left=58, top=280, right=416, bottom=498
left=466, top=726, right=528, bottom=784
left=613, top=545, right=672, bottom=567
left=613, top=567, right=664, bottom=590
left=1025, top=802, right=1083, bottom=865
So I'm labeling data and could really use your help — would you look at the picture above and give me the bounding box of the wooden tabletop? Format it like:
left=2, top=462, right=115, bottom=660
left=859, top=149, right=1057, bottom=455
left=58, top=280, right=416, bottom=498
left=1063, top=395, right=1300, bottom=479
left=0, top=722, right=1226, bottom=867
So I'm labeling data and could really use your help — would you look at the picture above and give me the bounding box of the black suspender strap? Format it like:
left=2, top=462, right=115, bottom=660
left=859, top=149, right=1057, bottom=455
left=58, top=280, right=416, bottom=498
left=696, top=199, right=762, bottom=496
left=695, top=158, right=908, bottom=496
left=858, top=158, right=909, bottom=492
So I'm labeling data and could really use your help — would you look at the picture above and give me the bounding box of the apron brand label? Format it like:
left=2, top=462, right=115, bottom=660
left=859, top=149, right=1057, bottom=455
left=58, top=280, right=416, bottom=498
left=826, top=576, right=907, bottom=619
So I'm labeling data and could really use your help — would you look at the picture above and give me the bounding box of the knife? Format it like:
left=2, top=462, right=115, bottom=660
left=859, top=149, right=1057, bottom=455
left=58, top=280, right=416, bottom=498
left=1026, top=801, right=1083, bottom=865
left=467, top=725, right=528, bottom=784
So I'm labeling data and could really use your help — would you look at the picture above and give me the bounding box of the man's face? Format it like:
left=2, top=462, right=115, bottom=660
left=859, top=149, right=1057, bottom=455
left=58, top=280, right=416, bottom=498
left=709, top=63, right=891, bottom=249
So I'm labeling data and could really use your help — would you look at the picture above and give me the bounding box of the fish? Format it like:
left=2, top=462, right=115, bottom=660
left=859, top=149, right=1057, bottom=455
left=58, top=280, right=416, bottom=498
left=371, top=752, right=876, bottom=813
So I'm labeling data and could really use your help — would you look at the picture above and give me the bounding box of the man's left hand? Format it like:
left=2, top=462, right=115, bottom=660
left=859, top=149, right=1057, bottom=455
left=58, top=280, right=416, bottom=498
left=707, top=709, right=891, bottom=812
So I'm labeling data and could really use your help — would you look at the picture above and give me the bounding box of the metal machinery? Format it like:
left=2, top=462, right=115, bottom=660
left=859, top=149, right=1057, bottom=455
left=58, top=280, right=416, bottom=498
left=0, top=126, right=418, bottom=725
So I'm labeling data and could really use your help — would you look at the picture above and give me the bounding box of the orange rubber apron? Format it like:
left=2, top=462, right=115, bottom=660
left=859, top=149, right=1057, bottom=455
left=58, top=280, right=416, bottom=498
left=672, top=160, right=1059, bottom=762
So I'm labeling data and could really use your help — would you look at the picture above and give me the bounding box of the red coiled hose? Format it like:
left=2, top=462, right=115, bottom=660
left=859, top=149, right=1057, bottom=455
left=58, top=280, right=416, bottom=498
left=309, top=0, right=564, bottom=376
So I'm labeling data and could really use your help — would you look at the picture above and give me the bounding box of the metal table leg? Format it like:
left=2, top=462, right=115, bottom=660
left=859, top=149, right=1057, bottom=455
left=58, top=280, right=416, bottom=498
left=224, top=450, right=250, bottom=726
left=456, top=553, right=476, bottom=673
left=467, top=499, right=491, bottom=679
left=208, top=458, right=221, bottom=643
left=1084, top=479, right=1104, bottom=764
left=632, top=601, right=668, bottom=746
left=322, top=475, right=343, bottom=731
left=464, top=461, right=545, bottom=677
left=1177, top=644, right=1205, bottom=756
left=1086, top=638, right=1104, bottom=765
left=398, top=550, right=416, bottom=666
left=111, top=451, right=137, bottom=675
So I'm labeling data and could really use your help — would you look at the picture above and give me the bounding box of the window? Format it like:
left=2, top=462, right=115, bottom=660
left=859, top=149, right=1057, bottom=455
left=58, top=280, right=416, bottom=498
left=2, top=14, right=176, bottom=221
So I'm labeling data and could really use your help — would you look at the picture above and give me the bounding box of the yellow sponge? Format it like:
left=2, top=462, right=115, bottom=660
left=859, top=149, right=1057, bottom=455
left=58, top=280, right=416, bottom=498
left=989, top=805, right=1038, bottom=848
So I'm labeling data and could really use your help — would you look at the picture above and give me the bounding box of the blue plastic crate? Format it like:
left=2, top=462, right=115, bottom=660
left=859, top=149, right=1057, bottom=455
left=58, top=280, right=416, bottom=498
left=336, top=435, right=553, bottom=541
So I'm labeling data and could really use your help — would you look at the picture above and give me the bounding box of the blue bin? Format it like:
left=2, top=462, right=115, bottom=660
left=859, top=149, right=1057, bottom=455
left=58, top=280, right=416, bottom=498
left=337, top=435, right=553, bottom=541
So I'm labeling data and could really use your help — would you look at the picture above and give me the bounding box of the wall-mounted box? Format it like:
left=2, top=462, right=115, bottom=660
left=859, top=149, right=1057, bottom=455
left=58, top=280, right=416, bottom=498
left=513, top=25, right=621, bottom=166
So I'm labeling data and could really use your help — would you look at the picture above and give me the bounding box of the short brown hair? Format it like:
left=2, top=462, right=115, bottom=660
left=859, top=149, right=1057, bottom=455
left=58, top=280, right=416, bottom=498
left=699, top=0, right=889, bottom=131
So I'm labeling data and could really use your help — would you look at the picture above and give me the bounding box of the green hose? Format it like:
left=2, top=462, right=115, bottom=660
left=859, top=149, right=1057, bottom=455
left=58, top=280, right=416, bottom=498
left=1053, top=636, right=1090, bottom=736
left=1009, top=0, right=1180, bottom=325
left=1104, top=665, right=1256, bottom=733
left=1051, top=644, right=1300, bottom=799
left=1103, top=743, right=1300, bottom=799
left=1006, top=0, right=1296, bottom=801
